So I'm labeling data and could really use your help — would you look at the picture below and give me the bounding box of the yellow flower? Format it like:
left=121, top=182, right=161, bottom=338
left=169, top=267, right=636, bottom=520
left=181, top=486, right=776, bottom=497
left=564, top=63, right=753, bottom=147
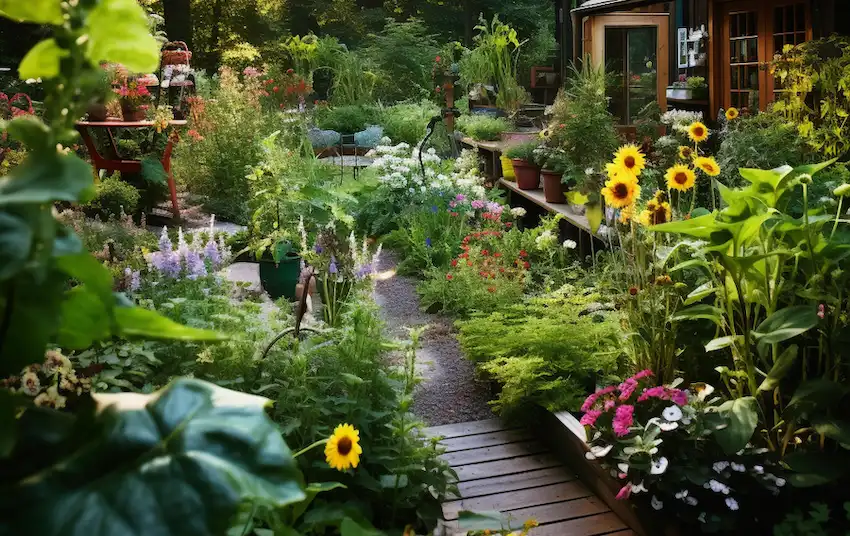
left=687, top=122, right=709, bottom=143
left=639, top=199, right=671, bottom=226
left=678, top=145, right=693, bottom=160
left=619, top=203, right=636, bottom=224
left=325, top=423, right=362, bottom=471
left=654, top=190, right=669, bottom=204
left=613, top=144, right=646, bottom=179
left=665, top=164, right=696, bottom=191
left=601, top=176, right=640, bottom=209
left=694, top=156, right=721, bottom=176
left=523, top=519, right=539, bottom=530
left=605, top=162, right=622, bottom=179
left=539, top=129, right=551, bottom=139
left=725, top=107, right=739, bottom=121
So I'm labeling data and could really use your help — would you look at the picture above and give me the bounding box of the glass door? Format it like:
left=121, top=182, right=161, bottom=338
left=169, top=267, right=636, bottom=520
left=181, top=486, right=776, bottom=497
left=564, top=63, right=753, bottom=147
left=605, top=27, right=658, bottom=125
left=727, top=8, right=761, bottom=110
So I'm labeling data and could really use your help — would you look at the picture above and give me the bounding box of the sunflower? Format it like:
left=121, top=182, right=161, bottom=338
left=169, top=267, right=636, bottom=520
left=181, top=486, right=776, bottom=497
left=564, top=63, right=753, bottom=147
left=325, top=423, right=362, bottom=471
left=665, top=164, right=697, bottom=191
left=619, top=203, right=636, bottom=224
left=653, top=190, right=669, bottom=204
left=687, top=122, right=710, bottom=143
left=694, top=156, right=721, bottom=176
left=602, top=176, right=641, bottom=209
left=613, top=144, right=646, bottom=179
left=678, top=145, right=693, bottom=160
left=639, top=199, right=671, bottom=226
left=725, top=107, right=739, bottom=121
left=605, top=162, right=622, bottom=179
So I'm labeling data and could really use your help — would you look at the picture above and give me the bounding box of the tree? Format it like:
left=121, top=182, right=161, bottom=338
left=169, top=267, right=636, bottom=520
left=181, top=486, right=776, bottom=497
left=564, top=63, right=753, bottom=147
left=162, top=0, right=192, bottom=48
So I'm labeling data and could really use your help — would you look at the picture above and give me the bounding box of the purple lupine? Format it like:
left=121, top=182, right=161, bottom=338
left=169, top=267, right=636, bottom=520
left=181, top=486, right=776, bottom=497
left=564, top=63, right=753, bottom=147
left=203, top=238, right=221, bottom=269
left=150, top=250, right=181, bottom=278
left=328, top=255, right=338, bottom=274
left=158, top=226, right=172, bottom=253
left=355, top=264, right=373, bottom=280
left=184, top=250, right=207, bottom=280
left=130, top=270, right=141, bottom=291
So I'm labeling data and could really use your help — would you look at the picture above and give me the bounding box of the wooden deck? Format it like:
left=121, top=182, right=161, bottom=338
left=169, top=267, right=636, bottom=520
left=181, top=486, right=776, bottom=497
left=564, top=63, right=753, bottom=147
left=426, top=419, right=634, bottom=536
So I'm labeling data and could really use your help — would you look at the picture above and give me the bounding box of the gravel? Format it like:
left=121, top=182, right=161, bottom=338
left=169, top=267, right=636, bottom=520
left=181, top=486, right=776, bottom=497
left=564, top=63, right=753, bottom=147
left=373, top=252, right=493, bottom=426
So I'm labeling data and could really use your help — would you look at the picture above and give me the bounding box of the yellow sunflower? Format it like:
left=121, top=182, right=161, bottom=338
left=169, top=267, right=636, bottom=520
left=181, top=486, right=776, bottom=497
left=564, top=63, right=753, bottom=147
left=725, top=107, right=739, bottom=121
left=619, top=203, right=636, bottom=224
left=613, top=144, right=646, bottom=179
left=694, top=156, right=721, bottom=176
left=653, top=189, right=669, bottom=204
left=602, top=176, right=640, bottom=209
left=665, top=164, right=697, bottom=191
left=605, top=162, right=622, bottom=179
left=325, top=423, right=362, bottom=471
left=678, top=145, right=693, bottom=160
left=639, top=199, right=672, bottom=226
left=687, top=122, right=710, bottom=143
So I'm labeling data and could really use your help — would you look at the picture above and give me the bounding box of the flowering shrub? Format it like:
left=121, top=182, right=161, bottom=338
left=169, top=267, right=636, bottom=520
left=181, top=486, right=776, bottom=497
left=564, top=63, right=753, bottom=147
left=582, top=373, right=786, bottom=532
left=114, top=79, right=151, bottom=108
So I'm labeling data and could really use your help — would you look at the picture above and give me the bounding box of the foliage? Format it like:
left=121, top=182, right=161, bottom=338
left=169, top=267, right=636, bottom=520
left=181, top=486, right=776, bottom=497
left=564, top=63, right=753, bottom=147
left=361, top=19, right=440, bottom=103
left=82, top=174, right=140, bottom=219
left=314, top=103, right=381, bottom=134
left=458, top=286, right=622, bottom=415
left=774, top=501, right=850, bottom=535
left=581, top=374, right=785, bottom=532
left=772, top=35, right=850, bottom=157
left=456, top=113, right=512, bottom=141
left=504, top=140, right=538, bottom=162
left=379, top=100, right=440, bottom=145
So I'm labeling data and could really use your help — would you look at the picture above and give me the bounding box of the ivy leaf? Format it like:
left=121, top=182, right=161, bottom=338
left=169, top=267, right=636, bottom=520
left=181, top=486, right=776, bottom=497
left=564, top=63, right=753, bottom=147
left=5, top=379, right=306, bottom=535
left=0, top=211, right=32, bottom=280
left=0, top=0, right=62, bottom=25
left=86, top=0, right=160, bottom=74
left=114, top=305, right=228, bottom=342
left=713, top=396, right=759, bottom=455
left=18, top=38, right=69, bottom=81
left=0, top=152, right=93, bottom=205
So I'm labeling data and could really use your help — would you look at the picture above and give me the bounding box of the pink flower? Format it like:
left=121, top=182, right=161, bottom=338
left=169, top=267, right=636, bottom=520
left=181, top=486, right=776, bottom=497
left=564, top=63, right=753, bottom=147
left=599, top=385, right=617, bottom=396
left=818, top=303, right=825, bottom=319
left=580, top=409, right=602, bottom=426
left=471, top=200, right=486, bottom=210
left=604, top=399, right=616, bottom=411
left=616, top=483, right=632, bottom=500
left=633, top=369, right=654, bottom=380
left=581, top=393, right=599, bottom=412
left=618, top=378, right=638, bottom=401
left=670, top=389, right=688, bottom=406
left=613, top=405, right=634, bottom=437
left=638, top=386, right=664, bottom=402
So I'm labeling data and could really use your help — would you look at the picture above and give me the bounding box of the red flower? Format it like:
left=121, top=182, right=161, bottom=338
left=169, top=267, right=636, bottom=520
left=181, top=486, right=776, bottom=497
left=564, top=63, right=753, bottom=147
left=519, top=250, right=528, bottom=258
left=450, top=211, right=459, bottom=217
left=268, top=79, right=274, bottom=84
left=451, top=259, right=458, bottom=267
left=436, top=55, right=441, bottom=62
left=505, top=222, right=513, bottom=228
left=467, top=261, right=473, bottom=267
left=479, top=271, right=487, bottom=278
left=446, top=273, right=453, bottom=281
left=286, top=68, right=294, bottom=74
left=494, top=252, right=502, bottom=258
left=460, top=253, right=469, bottom=259
left=273, top=86, right=279, bottom=92
left=481, top=249, right=489, bottom=256
left=523, top=261, right=531, bottom=269
left=499, top=267, right=505, bottom=273
left=435, top=86, right=441, bottom=93
left=487, top=286, right=496, bottom=293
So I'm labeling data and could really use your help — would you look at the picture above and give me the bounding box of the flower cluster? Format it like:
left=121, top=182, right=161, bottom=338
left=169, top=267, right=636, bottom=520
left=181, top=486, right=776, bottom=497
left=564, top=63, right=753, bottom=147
left=259, top=68, right=313, bottom=110
left=0, top=350, right=92, bottom=410
left=114, top=80, right=151, bottom=107
left=146, top=226, right=230, bottom=280
left=303, top=222, right=382, bottom=282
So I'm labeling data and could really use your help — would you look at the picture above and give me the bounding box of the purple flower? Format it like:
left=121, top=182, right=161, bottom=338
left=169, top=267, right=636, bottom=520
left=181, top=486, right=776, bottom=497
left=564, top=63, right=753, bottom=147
left=355, top=264, right=373, bottom=280
left=431, top=205, right=439, bottom=213
left=613, top=405, right=634, bottom=437
left=471, top=200, right=485, bottom=210
left=487, top=202, right=502, bottom=213
left=150, top=250, right=181, bottom=278
left=203, top=238, right=221, bottom=268
left=314, top=243, right=324, bottom=254
left=329, top=255, right=338, bottom=274
left=455, top=194, right=466, bottom=201
left=184, top=250, right=206, bottom=280
left=158, top=227, right=173, bottom=253
left=425, top=237, right=432, bottom=248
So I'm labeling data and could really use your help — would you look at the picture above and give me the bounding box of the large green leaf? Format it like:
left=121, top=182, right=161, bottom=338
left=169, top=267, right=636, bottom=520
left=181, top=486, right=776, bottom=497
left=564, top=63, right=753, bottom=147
left=0, top=0, right=62, bottom=24
left=758, top=345, right=799, bottom=392
left=0, top=271, right=64, bottom=375
left=115, top=305, right=228, bottom=342
left=785, top=379, right=849, bottom=420
left=4, top=115, right=51, bottom=150
left=811, top=418, right=850, bottom=445
left=713, top=396, right=759, bottom=455
left=649, top=212, right=718, bottom=239
left=739, top=166, right=790, bottom=190
left=670, top=304, right=724, bottom=325
left=18, top=38, right=68, bottom=81
left=56, top=286, right=111, bottom=350
left=705, top=335, right=740, bottom=353
left=57, top=254, right=114, bottom=305
left=0, top=212, right=32, bottom=280
left=339, top=518, right=382, bottom=536
left=4, top=379, right=306, bottom=535
left=753, top=305, right=819, bottom=346
left=85, top=0, right=160, bottom=74
left=0, top=152, right=93, bottom=205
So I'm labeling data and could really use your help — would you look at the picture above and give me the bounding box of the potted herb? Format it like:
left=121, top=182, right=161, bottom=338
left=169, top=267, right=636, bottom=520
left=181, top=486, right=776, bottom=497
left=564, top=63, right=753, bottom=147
left=666, top=75, right=707, bottom=101
left=114, top=80, right=151, bottom=121
left=540, top=149, right=570, bottom=204
left=504, top=141, right=540, bottom=190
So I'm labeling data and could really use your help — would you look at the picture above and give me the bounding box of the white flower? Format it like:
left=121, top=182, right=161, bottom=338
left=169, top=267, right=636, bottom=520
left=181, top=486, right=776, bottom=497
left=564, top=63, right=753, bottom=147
left=730, top=462, right=746, bottom=473
left=752, top=465, right=764, bottom=474
left=696, top=383, right=715, bottom=401
left=20, top=371, right=40, bottom=396
left=562, top=239, right=577, bottom=250
left=651, top=495, right=664, bottom=510
left=708, top=479, right=730, bottom=494
left=647, top=417, right=678, bottom=431
left=712, top=461, right=730, bottom=474
left=725, top=497, right=739, bottom=511
left=617, top=463, right=629, bottom=473
left=675, top=490, right=688, bottom=499
left=631, top=481, right=648, bottom=494
left=590, top=444, right=613, bottom=458
left=662, top=405, right=683, bottom=422
left=585, top=167, right=595, bottom=176
left=510, top=207, right=527, bottom=217
left=685, top=496, right=699, bottom=506
left=775, top=477, right=786, bottom=487
left=650, top=457, right=669, bottom=475
left=698, top=512, right=707, bottom=523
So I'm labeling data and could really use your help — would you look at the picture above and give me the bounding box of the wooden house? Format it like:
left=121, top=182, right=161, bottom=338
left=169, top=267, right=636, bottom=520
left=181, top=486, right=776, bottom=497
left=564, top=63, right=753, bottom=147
left=553, top=0, right=850, bottom=124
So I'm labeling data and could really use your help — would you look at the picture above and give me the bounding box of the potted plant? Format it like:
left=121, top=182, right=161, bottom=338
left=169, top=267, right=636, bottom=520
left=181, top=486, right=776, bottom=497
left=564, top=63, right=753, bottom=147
left=539, top=148, right=570, bottom=204
left=666, top=75, right=707, bottom=101
left=504, top=141, right=540, bottom=190
left=253, top=229, right=302, bottom=300
left=114, top=80, right=151, bottom=121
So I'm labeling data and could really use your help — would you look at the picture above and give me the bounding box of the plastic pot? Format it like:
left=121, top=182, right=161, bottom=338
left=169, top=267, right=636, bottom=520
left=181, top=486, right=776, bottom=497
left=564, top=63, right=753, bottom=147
left=541, top=169, right=566, bottom=203
left=259, top=251, right=301, bottom=300
left=512, top=159, right=540, bottom=190
left=500, top=155, right=515, bottom=180
left=121, top=103, right=146, bottom=122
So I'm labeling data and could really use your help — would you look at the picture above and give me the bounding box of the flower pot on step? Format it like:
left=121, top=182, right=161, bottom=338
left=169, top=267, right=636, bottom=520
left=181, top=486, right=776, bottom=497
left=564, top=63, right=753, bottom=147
left=541, top=169, right=566, bottom=203
left=512, top=159, right=540, bottom=190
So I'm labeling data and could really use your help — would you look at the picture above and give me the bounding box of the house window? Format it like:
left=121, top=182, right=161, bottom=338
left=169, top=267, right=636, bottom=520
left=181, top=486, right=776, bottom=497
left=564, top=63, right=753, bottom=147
left=605, top=27, right=658, bottom=124
left=720, top=0, right=810, bottom=112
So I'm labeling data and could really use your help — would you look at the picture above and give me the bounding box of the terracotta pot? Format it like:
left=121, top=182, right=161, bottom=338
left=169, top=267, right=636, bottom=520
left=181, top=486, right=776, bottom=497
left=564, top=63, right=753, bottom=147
left=87, top=102, right=108, bottom=122
left=121, top=103, right=146, bottom=122
left=541, top=169, right=566, bottom=203
left=512, top=159, right=540, bottom=190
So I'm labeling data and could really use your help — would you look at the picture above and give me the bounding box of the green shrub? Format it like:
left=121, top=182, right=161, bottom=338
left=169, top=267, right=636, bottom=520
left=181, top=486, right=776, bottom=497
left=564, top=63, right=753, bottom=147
left=456, top=114, right=512, bottom=141
left=457, top=286, right=623, bottom=415
left=504, top=140, right=539, bottom=161
left=380, top=101, right=440, bottom=145
left=314, top=104, right=381, bottom=133
left=83, top=175, right=140, bottom=219
left=361, top=19, right=440, bottom=103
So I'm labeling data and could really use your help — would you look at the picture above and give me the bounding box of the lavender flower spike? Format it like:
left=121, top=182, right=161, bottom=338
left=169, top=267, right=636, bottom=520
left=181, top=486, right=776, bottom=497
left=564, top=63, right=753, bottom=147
left=328, top=255, right=338, bottom=274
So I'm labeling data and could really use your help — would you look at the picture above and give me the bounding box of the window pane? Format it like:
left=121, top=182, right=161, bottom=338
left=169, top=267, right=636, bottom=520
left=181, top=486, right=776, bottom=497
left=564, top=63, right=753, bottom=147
left=795, top=3, right=805, bottom=31
left=605, top=28, right=626, bottom=124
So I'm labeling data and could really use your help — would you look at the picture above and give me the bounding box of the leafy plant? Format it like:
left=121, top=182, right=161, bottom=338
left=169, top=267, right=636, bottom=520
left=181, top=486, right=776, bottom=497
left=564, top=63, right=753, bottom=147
left=314, top=103, right=381, bottom=134
left=82, top=174, right=140, bottom=219
left=456, top=113, right=512, bottom=141
left=380, top=101, right=440, bottom=145
left=504, top=140, right=539, bottom=162
left=361, top=19, right=440, bottom=103
left=774, top=501, right=850, bottom=535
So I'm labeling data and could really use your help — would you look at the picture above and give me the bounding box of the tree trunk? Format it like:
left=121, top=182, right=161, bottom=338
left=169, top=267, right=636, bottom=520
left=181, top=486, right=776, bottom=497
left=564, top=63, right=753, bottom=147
left=162, top=0, right=193, bottom=49
left=209, top=0, right=222, bottom=69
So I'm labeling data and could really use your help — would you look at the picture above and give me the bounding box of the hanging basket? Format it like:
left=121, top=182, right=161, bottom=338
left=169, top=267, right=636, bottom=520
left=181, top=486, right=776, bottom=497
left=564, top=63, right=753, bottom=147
left=161, top=41, right=192, bottom=66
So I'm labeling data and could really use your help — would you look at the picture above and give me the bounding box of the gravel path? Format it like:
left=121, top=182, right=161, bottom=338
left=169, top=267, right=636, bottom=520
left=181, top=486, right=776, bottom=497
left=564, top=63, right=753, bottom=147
left=373, top=252, right=493, bottom=426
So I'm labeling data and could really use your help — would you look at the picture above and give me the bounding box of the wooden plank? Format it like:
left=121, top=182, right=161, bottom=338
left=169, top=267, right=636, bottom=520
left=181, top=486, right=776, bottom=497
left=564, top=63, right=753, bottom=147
left=503, top=496, right=610, bottom=525
left=443, top=441, right=548, bottom=466
left=456, top=467, right=576, bottom=499
left=498, top=178, right=594, bottom=234
left=454, top=453, right=563, bottom=482
left=604, top=530, right=638, bottom=535
left=440, top=429, right=533, bottom=453
left=528, top=512, right=628, bottom=536
left=424, top=419, right=511, bottom=439
left=442, top=480, right=593, bottom=520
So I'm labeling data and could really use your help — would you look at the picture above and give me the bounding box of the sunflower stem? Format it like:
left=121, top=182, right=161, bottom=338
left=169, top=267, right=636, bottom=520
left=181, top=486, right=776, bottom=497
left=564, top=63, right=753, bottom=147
left=294, top=438, right=328, bottom=458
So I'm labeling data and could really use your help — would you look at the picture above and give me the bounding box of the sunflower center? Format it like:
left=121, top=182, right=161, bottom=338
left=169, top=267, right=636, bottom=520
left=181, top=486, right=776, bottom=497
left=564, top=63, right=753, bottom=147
left=694, top=126, right=705, bottom=137
left=613, top=183, right=629, bottom=198
left=624, top=156, right=636, bottom=168
left=337, top=437, right=353, bottom=456
left=675, top=172, right=688, bottom=184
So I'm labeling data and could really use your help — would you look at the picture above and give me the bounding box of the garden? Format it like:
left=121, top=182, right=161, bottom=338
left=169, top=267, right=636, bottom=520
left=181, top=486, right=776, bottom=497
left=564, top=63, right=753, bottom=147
left=1, top=0, right=849, bottom=535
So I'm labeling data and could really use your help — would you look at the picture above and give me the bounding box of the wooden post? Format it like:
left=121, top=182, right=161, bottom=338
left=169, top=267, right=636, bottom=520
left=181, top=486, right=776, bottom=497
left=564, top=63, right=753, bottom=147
left=445, top=81, right=455, bottom=134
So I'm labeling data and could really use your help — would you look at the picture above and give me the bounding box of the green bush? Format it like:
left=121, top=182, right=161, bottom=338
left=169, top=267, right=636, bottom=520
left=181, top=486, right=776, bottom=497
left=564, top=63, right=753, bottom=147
left=456, top=114, right=512, bottom=141
left=380, top=101, right=440, bottom=145
left=361, top=19, right=440, bottom=103
left=83, top=175, right=140, bottom=219
left=457, top=286, right=623, bottom=415
left=504, top=140, right=539, bottom=161
left=314, top=104, right=381, bottom=133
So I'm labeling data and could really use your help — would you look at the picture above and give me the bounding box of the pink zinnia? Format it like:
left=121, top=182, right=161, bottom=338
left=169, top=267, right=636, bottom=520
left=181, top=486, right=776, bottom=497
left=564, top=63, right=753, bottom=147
left=618, top=378, right=638, bottom=401
left=599, top=385, right=617, bottom=396
left=637, top=386, right=665, bottom=403
left=616, top=483, right=632, bottom=500
left=580, top=409, right=602, bottom=427
left=581, top=392, right=600, bottom=413
left=670, top=389, right=688, bottom=406
left=613, top=405, right=634, bottom=437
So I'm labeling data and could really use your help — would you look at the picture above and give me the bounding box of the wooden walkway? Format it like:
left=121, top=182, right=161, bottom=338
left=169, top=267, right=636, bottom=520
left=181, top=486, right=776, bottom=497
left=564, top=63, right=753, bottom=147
left=426, top=419, right=634, bottom=536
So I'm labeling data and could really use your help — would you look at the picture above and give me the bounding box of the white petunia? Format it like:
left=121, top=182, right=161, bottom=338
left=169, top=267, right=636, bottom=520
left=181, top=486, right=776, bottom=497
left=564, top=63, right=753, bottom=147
left=563, top=239, right=577, bottom=249
left=631, top=481, right=648, bottom=494
left=590, top=444, right=613, bottom=458
left=650, top=457, right=669, bottom=475
left=684, top=496, right=698, bottom=506
left=651, top=496, right=663, bottom=510
left=708, top=479, right=730, bottom=494
left=617, top=463, right=629, bottom=473
left=730, top=462, right=746, bottom=473
left=725, top=497, right=739, bottom=511
left=662, top=405, right=683, bottom=422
